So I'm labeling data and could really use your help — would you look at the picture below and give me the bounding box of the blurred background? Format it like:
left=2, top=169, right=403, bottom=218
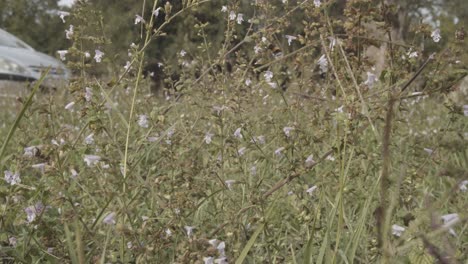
left=0, top=0, right=466, bottom=65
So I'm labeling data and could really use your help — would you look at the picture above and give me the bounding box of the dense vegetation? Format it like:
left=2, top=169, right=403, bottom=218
left=1, top=0, right=467, bottom=263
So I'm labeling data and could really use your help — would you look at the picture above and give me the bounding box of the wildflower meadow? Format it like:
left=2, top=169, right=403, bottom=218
left=0, top=0, right=467, bottom=263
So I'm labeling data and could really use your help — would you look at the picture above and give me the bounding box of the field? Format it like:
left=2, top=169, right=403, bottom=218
left=1, top=60, right=467, bottom=263
left=1, top=1, right=467, bottom=263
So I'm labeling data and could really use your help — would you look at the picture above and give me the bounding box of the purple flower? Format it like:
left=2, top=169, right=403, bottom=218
left=4, top=170, right=21, bottom=185
left=103, top=212, right=116, bottom=225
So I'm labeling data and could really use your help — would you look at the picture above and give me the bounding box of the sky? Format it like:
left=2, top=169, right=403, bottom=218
left=58, top=0, right=75, bottom=7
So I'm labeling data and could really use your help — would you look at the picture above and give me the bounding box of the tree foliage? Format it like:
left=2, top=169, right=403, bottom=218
left=0, top=0, right=68, bottom=54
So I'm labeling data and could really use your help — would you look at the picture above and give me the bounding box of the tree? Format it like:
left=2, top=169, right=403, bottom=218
left=0, top=0, right=68, bottom=55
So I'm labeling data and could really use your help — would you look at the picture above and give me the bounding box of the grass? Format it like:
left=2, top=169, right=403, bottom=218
left=0, top=64, right=466, bottom=263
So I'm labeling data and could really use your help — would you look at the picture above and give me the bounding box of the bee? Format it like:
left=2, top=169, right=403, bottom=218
left=268, top=44, right=283, bottom=58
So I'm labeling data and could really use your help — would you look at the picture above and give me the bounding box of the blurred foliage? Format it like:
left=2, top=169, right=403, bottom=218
left=0, top=0, right=68, bottom=55
left=0, top=0, right=466, bottom=63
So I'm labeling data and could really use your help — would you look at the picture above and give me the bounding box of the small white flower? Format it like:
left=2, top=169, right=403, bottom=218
left=408, top=51, right=418, bottom=58
left=4, top=170, right=21, bottom=185
left=24, top=146, right=39, bottom=158
left=138, top=115, right=149, bottom=128
left=83, top=155, right=101, bottom=167
left=253, top=135, right=265, bottom=145
left=217, top=241, right=226, bottom=256
left=234, top=127, right=243, bottom=139
left=431, top=29, right=441, bottom=43
left=329, top=37, right=337, bottom=50
left=214, top=257, right=228, bottom=264
left=135, top=14, right=145, bottom=24
left=103, top=212, right=116, bottom=225
left=85, top=87, right=93, bottom=102
left=25, top=202, right=44, bottom=223
left=261, top=37, right=268, bottom=43
left=306, top=185, right=317, bottom=195
left=254, top=45, right=262, bottom=54
left=70, top=168, right=78, bottom=179
left=285, top=35, right=297, bottom=46
left=84, top=133, right=94, bottom=145
left=204, top=257, right=214, bottom=264
left=124, top=61, right=131, bottom=71
left=184, top=226, right=195, bottom=237
left=225, top=180, right=236, bottom=190
left=127, top=241, right=133, bottom=249
left=317, top=54, right=328, bottom=73
left=236, top=13, right=244, bottom=24
left=459, top=180, right=468, bottom=192
left=65, top=25, right=74, bottom=39
left=245, top=78, right=252, bottom=86
left=267, top=81, right=277, bottom=89
left=32, top=163, right=47, bottom=172
left=283, top=126, right=294, bottom=137
left=208, top=238, right=219, bottom=247
left=180, top=49, right=187, bottom=57
left=441, top=213, right=459, bottom=236
left=274, top=147, right=285, bottom=157
left=84, top=51, right=91, bottom=58
left=391, top=224, right=405, bottom=237
left=9, top=237, right=17, bottom=247
left=153, top=7, right=162, bottom=18
left=229, top=11, right=236, bottom=21
left=264, top=71, right=273, bottom=82
left=165, top=228, right=172, bottom=236
left=221, top=6, right=228, bottom=12
left=423, top=148, right=434, bottom=155
left=57, top=50, right=68, bottom=61
left=313, top=0, right=321, bottom=8
left=65, top=101, right=75, bottom=111
left=326, top=155, right=335, bottom=161
left=238, top=147, right=246, bottom=156
left=148, top=136, right=159, bottom=142
left=305, top=154, right=316, bottom=167
left=94, top=50, right=104, bottom=63
left=204, top=132, right=214, bottom=144
left=58, top=11, right=70, bottom=23
left=250, top=165, right=257, bottom=176
left=335, top=106, right=344, bottom=113
left=364, top=71, right=378, bottom=88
